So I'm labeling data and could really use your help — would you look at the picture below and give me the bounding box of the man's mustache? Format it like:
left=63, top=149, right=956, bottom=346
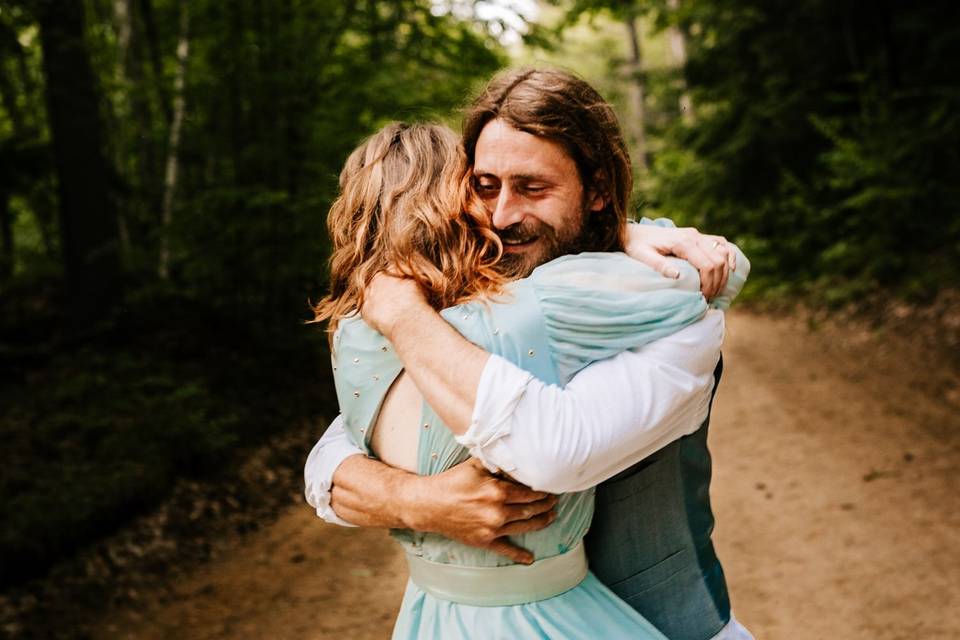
left=497, top=221, right=552, bottom=244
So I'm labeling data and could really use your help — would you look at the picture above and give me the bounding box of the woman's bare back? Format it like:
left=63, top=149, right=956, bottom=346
left=370, top=371, right=422, bottom=473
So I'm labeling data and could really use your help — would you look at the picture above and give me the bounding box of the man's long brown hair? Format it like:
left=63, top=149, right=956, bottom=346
left=309, top=123, right=506, bottom=337
left=462, top=67, right=633, bottom=253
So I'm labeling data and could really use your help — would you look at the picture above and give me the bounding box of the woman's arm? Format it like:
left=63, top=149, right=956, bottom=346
left=625, top=218, right=739, bottom=300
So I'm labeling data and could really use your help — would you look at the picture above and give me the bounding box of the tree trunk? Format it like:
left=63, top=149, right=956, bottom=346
left=123, top=0, right=164, bottom=257
left=0, top=189, right=12, bottom=280
left=158, top=3, right=189, bottom=279
left=666, top=0, right=695, bottom=121
left=0, top=48, right=24, bottom=134
left=0, top=66, right=19, bottom=281
left=138, top=0, right=172, bottom=125
left=624, top=12, right=648, bottom=172
left=112, top=0, right=134, bottom=258
left=36, top=0, right=123, bottom=325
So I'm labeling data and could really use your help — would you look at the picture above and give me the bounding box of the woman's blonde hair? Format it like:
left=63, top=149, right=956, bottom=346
left=310, top=122, right=506, bottom=337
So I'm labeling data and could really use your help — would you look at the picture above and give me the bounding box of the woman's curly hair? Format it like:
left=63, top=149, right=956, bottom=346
left=309, top=122, right=507, bottom=339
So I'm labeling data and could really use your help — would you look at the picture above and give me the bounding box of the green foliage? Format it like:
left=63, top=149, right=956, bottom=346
left=644, top=0, right=960, bottom=304
left=0, top=0, right=505, bottom=320
left=540, top=0, right=959, bottom=304
left=0, top=286, right=332, bottom=586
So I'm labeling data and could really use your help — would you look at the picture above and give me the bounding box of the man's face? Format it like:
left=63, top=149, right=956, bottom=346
left=472, top=119, right=605, bottom=277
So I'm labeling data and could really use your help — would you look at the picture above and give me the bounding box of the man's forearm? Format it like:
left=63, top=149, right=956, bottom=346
left=378, top=297, right=721, bottom=487
left=328, top=444, right=557, bottom=565
left=458, top=312, right=725, bottom=493
left=328, top=454, right=420, bottom=529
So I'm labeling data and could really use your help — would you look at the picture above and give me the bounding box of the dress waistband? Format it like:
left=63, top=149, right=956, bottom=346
left=405, top=542, right=588, bottom=607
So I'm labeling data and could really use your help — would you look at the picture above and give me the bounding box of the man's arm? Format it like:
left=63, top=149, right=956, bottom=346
left=460, top=313, right=723, bottom=493
left=304, top=417, right=414, bottom=529
left=359, top=239, right=749, bottom=492
left=363, top=289, right=723, bottom=492
left=360, top=236, right=747, bottom=440
left=304, top=416, right=363, bottom=527
left=304, top=417, right=558, bottom=563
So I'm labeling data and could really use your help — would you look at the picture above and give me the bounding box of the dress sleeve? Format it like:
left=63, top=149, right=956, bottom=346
left=529, top=252, right=709, bottom=382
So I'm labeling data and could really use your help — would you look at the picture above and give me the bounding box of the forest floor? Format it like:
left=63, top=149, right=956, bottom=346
left=35, top=309, right=960, bottom=639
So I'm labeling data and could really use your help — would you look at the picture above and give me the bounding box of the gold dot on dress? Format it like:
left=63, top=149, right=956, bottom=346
left=352, top=357, right=360, bottom=363
left=423, top=423, right=430, bottom=429
left=372, top=375, right=379, bottom=381
left=381, top=345, right=388, bottom=352
left=528, top=349, right=535, bottom=357
left=353, top=390, right=360, bottom=398
left=493, top=328, right=500, bottom=335
left=430, top=452, right=438, bottom=459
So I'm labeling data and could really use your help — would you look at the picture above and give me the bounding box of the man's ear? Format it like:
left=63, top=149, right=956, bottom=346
left=587, top=171, right=609, bottom=212
left=587, top=190, right=607, bottom=212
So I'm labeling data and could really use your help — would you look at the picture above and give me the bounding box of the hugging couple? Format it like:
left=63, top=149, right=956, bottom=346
left=304, top=67, right=754, bottom=639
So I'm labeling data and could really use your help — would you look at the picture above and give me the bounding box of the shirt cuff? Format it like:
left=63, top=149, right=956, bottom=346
left=303, top=425, right=362, bottom=528
left=454, top=353, right=533, bottom=474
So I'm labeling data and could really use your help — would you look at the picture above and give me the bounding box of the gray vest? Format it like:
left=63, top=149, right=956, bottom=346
left=585, top=357, right=730, bottom=640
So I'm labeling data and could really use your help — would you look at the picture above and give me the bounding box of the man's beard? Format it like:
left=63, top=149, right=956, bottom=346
left=495, top=214, right=590, bottom=278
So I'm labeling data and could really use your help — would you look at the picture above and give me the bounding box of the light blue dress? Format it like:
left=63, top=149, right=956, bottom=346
left=332, top=252, right=713, bottom=639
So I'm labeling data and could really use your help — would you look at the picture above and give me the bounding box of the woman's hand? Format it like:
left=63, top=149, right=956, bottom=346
left=360, top=273, right=430, bottom=338
left=625, top=223, right=736, bottom=300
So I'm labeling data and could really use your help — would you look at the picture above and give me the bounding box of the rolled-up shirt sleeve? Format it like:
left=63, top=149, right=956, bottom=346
left=303, top=415, right=363, bottom=527
left=456, top=310, right=725, bottom=493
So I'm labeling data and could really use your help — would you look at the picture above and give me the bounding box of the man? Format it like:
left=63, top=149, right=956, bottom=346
left=306, top=68, right=752, bottom=639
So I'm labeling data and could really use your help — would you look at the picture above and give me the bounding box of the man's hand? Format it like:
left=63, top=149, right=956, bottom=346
left=360, top=273, right=429, bottom=338
left=403, top=458, right=558, bottom=564
left=626, top=223, right=736, bottom=300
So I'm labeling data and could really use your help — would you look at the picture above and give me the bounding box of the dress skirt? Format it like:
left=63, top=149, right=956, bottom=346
left=392, top=571, right=668, bottom=640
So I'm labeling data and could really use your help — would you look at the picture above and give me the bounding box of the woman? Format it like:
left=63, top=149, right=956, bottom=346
left=312, top=122, right=744, bottom=639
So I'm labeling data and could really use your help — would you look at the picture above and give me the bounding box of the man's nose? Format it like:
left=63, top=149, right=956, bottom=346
left=490, top=187, right=524, bottom=230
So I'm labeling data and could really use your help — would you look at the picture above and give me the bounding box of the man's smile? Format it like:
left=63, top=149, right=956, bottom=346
left=501, top=236, right=539, bottom=253
left=498, top=222, right=546, bottom=254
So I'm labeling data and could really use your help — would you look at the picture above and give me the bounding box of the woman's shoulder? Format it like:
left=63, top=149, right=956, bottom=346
left=527, top=251, right=699, bottom=294
left=332, top=313, right=390, bottom=361
left=332, top=312, right=365, bottom=346
left=530, top=251, right=638, bottom=273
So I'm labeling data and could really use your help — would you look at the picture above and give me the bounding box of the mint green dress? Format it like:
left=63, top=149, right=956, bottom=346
left=332, top=252, right=713, bottom=639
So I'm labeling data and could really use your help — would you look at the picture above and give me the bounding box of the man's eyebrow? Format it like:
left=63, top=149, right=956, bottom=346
left=471, top=171, right=556, bottom=183
left=509, top=173, right=555, bottom=183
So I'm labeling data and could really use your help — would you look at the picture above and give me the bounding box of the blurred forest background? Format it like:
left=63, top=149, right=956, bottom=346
left=1, top=0, right=958, bottom=635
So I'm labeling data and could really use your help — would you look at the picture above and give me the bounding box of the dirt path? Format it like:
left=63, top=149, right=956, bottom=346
left=93, top=311, right=960, bottom=640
